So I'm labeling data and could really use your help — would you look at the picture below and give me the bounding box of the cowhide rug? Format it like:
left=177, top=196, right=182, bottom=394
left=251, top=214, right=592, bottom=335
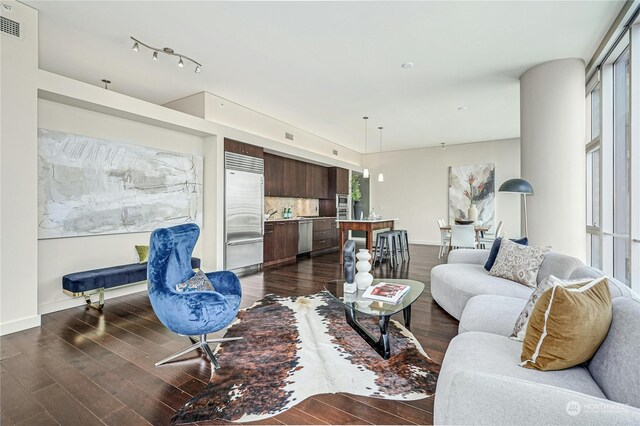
left=172, top=291, right=439, bottom=424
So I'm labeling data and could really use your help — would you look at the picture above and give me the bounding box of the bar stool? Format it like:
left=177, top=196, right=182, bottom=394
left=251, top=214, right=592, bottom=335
left=373, top=231, right=401, bottom=267
left=395, top=229, right=410, bottom=261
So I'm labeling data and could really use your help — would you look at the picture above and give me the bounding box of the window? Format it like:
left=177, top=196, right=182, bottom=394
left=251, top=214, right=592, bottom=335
left=586, top=22, right=639, bottom=293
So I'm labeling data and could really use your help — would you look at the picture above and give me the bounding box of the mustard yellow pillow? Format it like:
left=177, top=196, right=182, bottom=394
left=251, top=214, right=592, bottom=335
left=135, top=245, right=149, bottom=263
left=521, top=276, right=612, bottom=371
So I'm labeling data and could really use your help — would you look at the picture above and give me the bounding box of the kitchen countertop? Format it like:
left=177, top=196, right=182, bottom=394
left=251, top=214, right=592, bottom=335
left=335, top=218, right=399, bottom=223
left=265, top=216, right=336, bottom=222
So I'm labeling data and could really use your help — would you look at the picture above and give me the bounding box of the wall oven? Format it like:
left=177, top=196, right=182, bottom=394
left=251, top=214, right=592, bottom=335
left=336, top=193, right=349, bottom=220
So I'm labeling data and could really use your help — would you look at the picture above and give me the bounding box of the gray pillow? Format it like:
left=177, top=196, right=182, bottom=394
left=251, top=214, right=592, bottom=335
left=176, top=269, right=214, bottom=293
left=489, top=238, right=551, bottom=288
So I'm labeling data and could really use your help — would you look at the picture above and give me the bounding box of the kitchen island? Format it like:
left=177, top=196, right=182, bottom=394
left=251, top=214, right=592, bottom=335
left=336, top=219, right=398, bottom=263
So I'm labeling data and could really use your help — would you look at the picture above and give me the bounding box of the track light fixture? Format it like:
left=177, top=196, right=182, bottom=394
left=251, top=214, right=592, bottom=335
left=441, top=142, right=446, bottom=150
left=130, top=36, right=202, bottom=73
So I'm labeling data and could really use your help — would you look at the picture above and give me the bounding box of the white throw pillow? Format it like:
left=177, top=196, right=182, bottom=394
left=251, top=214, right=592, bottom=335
left=489, top=238, right=550, bottom=288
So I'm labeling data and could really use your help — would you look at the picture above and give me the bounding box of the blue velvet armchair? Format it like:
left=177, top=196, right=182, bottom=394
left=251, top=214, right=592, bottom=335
left=148, top=223, right=242, bottom=368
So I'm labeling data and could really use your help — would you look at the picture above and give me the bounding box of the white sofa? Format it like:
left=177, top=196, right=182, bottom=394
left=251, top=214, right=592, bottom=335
left=431, top=249, right=640, bottom=425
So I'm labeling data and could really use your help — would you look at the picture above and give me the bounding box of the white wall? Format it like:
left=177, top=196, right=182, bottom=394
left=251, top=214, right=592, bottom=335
left=520, top=59, right=586, bottom=260
left=368, top=139, right=521, bottom=245
left=37, top=99, right=207, bottom=314
left=1, top=2, right=40, bottom=335
left=166, top=92, right=363, bottom=167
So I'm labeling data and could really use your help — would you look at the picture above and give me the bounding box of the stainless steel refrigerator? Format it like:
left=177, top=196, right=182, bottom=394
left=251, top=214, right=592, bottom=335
left=224, top=153, right=264, bottom=270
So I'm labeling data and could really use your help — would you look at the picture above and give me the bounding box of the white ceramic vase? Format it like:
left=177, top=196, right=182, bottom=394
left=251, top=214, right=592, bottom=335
left=355, top=249, right=374, bottom=290
left=468, top=204, right=478, bottom=222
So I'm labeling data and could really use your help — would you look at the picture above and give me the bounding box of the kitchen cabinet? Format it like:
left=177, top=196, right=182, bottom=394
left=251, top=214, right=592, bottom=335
left=328, top=167, right=349, bottom=197
left=264, top=220, right=298, bottom=266
left=313, top=218, right=336, bottom=252
left=263, top=223, right=275, bottom=263
left=283, top=158, right=307, bottom=197
left=264, top=153, right=284, bottom=196
left=224, top=138, right=263, bottom=158
left=306, top=163, right=328, bottom=199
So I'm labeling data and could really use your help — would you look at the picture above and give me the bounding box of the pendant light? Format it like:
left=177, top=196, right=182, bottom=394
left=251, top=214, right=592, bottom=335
left=363, top=117, right=370, bottom=178
left=378, top=126, right=384, bottom=182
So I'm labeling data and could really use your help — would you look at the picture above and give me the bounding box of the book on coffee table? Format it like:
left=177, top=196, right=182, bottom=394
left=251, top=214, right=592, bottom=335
left=362, top=282, right=410, bottom=304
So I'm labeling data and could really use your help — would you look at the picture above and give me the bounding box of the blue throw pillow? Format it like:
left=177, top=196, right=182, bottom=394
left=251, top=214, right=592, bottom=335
left=484, top=237, right=529, bottom=271
left=176, top=269, right=215, bottom=292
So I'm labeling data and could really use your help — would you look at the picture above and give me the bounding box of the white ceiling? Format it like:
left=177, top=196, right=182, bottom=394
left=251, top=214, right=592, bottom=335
left=27, top=1, right=622, bottom=153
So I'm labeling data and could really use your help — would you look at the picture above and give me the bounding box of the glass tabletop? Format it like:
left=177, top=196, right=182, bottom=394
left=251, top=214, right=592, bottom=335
left=324, top=278, right=425, bottom=317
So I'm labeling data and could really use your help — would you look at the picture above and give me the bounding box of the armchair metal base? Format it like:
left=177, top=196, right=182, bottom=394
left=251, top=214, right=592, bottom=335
left=155, top=334, right=242, bottom=369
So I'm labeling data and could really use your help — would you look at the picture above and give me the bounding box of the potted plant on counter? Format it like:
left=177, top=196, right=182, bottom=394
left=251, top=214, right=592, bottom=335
left=351, top=175, right=363, bottom=220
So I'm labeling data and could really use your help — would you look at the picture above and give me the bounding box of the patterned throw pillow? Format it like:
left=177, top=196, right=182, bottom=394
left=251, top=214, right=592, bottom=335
left=521, top=276, right=612, bottom=371
left=484, top=237, right=529, bottom=271
left=489, top=238, right=551, bottom=288
left=510, top=275, right=593, bottom=341
left=176, top=270, right=215, bottom=293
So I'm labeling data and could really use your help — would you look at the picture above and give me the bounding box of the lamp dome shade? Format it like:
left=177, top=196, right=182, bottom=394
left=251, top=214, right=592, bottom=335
left=498, top=178, right=534, bottom=194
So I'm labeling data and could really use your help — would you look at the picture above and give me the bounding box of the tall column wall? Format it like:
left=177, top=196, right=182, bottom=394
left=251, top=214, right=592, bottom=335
left=520, top=59, right=586, bottom=260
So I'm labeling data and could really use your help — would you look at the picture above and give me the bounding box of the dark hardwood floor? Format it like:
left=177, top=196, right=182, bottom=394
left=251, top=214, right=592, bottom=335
left=0, top=245, right=458, bottom=425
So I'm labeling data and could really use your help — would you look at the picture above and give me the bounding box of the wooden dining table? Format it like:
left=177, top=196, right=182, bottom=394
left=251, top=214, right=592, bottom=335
left=337, top=218, right=398, bottom=264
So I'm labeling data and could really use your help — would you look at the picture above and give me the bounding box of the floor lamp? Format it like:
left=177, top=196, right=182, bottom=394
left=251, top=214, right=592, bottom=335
left=498, top=178, right=534, bottom=237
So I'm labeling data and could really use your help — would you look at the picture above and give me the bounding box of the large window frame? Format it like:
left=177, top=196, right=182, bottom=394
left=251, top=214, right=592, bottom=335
left=586, top=20, right=640, bottom=293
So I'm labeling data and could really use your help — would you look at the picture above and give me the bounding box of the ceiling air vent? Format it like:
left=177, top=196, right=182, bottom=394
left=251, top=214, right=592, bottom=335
left=285, top=132, right=294, bottom=141
left=1, top=16, right=20, bottom=38
left=333, top=149, right=338, bottom=156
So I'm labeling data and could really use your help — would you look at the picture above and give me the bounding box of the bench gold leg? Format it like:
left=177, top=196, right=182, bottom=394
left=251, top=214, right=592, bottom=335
left=84, top=289, right=105, bottom=310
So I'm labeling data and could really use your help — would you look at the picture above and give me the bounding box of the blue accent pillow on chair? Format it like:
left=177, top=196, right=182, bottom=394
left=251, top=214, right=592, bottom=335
left=484, top=237, right=529, bottom=271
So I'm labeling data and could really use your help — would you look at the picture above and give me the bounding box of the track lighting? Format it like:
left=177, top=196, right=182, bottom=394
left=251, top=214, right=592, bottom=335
left=441, top=142, right=446, bottom=150
left=130, top=36, right=202, bottom=73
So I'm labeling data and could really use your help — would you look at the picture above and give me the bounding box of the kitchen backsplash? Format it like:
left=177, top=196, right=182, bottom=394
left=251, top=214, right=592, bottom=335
left=265, top=197, right=319, bottom=219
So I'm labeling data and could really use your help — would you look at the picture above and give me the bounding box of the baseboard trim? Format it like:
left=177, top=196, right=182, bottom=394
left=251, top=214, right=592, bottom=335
left=0, top=314, right=42, bottom=336
left=409, top=240, right=441, bottom=246
left=38, top=282, right=148, bottom=315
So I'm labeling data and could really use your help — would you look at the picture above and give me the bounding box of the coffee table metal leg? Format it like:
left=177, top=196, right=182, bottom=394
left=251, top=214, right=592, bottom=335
left=344, top=305, right=392, bottom=359
left=403, top=306, right=412, bottom=330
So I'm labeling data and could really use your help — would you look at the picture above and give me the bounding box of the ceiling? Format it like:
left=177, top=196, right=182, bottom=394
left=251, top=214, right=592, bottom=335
left=27, top=1, right=622, bottom=153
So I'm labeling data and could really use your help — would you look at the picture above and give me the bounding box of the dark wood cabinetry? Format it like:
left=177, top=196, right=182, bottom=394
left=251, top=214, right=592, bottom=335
left=328, top=167, right=349, bottom=196
left=264, top=153, right=284, bottom=196
left=283, top=158, right=307, bottom=198
left=313, top=218, right=338, bottom=252
left=306, top=163, right=329, bottom=199
left=264, top=153, right=348, bottom=200
left=224, top=138, right=263, bottom=158
left=263, top=220, right=298, bottom=266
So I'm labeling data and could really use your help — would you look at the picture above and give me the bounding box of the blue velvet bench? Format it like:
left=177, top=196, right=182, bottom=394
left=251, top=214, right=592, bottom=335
left=63, top=257, right=201, bottom=309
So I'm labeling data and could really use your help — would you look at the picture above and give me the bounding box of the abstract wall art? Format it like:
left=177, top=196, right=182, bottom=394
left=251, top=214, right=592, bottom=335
left=38, top=129, right=203, bottom=239
left=449, top=163, right=495, bottom=228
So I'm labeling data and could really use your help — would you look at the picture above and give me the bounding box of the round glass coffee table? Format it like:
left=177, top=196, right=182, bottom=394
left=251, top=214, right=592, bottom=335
left=324, top=278, right=425, bottom=359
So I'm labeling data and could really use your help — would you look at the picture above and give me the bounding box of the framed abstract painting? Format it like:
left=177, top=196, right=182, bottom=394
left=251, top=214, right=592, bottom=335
left=448, top=163, right=495, bottom=229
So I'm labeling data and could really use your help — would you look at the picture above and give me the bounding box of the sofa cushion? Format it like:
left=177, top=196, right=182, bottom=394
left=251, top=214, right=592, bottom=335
left=436, top=332, right=607, bottom=412
left=484, top=237, right=528, bottom=271
left=458, top=295, right=527, bottom=336
left=521, top=276, right=612, bottom=371
left=570, top=266, right=636, bottom=299
left=431, top=263, right=534, bottom=320
left=536, top=252, right=583, bottom=286
left=589, top=297, right=640, bottom=408
left=489, top=239, right=550, bottom=288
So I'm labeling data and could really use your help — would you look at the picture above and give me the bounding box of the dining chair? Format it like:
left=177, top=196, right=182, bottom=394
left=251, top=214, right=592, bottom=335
left=438, top=219, right=451, bottom=259
left=450, top=224, right=477, bottom=250
left=479, top=220, right=503, bottom=248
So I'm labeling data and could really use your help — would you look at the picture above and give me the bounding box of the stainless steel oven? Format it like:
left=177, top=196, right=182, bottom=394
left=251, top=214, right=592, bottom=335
left=336, top=193, right=349, bottom=220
